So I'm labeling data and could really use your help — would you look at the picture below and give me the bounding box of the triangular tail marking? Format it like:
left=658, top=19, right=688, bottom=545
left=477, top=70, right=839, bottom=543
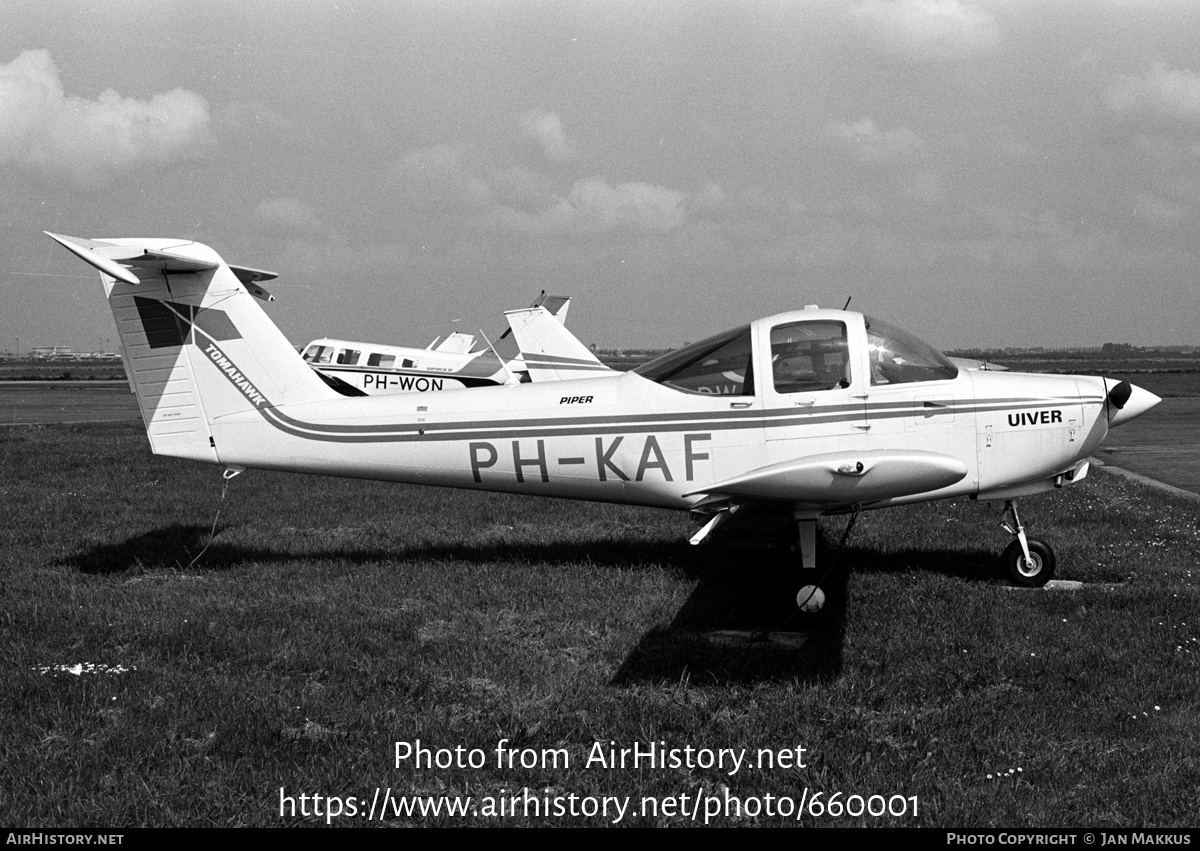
left=133, top=297, right=243, bottom=349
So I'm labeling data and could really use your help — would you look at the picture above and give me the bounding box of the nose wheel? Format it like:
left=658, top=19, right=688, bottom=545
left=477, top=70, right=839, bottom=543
left=999, top=500, right=1056, bottom=587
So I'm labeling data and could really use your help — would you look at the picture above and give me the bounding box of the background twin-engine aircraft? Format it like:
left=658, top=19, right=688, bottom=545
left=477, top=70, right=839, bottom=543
left=299, top=292, right=614, bottom=395
left=47, top=232, right=1160, bottom=602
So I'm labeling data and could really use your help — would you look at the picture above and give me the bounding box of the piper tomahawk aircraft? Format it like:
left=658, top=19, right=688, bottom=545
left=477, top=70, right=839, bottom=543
left=47, top=232, right=1160, bottom=596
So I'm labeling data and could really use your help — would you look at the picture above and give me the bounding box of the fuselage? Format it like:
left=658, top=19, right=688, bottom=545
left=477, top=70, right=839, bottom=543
left=208, top=310, right=1142, bottom=514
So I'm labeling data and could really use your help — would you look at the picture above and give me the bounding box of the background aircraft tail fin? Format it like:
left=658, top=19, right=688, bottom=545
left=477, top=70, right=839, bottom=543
left=504, top=306, right=615, bottom=382
left=46, top=232, right=339, bottom=464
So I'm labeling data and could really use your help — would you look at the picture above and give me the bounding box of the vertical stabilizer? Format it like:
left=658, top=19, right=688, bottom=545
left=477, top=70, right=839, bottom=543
left=46, top=233, right=337, bottom=463
left=504, top=306, right=615, bottom=382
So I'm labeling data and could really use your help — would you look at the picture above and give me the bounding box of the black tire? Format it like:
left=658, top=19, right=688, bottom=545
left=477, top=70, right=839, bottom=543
left=1001, top=537, right=1056, bottom=587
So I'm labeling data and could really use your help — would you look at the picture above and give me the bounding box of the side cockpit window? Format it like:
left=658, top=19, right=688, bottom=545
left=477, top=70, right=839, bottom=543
left=771, top=321, right=849, bottom=393
left=864, top=315, right=958, bottom=385
left=633, top=325, right=754, bottom=396
left=303, top=345, right=334, bottom=365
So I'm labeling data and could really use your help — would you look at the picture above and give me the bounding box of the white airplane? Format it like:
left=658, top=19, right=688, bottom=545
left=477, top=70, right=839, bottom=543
left=299, top=293, right=613, bottom=395
left=47, top=232, right=1161, bottom=600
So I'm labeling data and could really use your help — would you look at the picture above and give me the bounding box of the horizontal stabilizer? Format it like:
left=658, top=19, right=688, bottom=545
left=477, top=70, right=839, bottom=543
left=533, top=292, right=571, bottom=322
left=46, top=233, right=276, bottom=300
left=121, top=246, right=217, bottom=274
left=229, top=265, right=278, bottom=284
left=684, top=449, right=969, bottom=507
left=505, top=306, right=615, bottom=382
left=44, top=232, right=146, bottom=285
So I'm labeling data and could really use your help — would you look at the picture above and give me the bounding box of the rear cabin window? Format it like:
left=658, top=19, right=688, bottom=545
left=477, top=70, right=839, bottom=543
left=633, top=325, right=754, bottom=396
left=367, top=353, right=396, bottom=368
left=770, top=321, right=850, bottom=393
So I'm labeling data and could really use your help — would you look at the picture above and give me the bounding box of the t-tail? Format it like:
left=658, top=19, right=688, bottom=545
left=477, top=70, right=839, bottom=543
left=45, top=233, right=339, bottom=463
left=504, top=305, right=616, bottom=382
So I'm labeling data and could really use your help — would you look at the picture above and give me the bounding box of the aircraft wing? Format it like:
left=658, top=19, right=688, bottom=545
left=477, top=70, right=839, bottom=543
left=504, top=306, right=616, bottom=382
left=45, top=232, right=276, bottom=302
left=684, top=449, right=969, bottom=508
left=949, top=356, right=1007, bottom=372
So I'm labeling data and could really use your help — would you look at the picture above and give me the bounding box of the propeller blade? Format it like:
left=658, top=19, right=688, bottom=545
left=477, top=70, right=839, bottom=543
left=1107, top=380, right=1132, bottom=411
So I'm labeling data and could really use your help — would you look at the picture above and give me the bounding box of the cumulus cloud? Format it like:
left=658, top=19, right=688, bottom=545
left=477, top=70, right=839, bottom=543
left=254, top=197, right=324, bottom=236
left=0, top=49, right=211, bottom=182
left=827, top=118, right=926, bottom=164
left=520, top=111, right=579, bottom=163
left=849, top=0, right=1000, bottom=62
left=484, top=177, right=685, bottom=234
left=489, top=165, right=557, bottom=212
left=900, top=169, right=948, bottom=204
left=1107, top=62, right=1200, bottom=123
left=389, top=143, right=493, bottom=211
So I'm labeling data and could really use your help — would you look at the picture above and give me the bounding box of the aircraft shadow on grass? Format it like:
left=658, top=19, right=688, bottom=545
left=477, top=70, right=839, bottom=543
left=611, top=535, right=999, bottom=686
left=62, top=523, right=230, bottom=576
left=60, top=522, right=705, bottom=577
left=63, top=522, right=995, bottom=686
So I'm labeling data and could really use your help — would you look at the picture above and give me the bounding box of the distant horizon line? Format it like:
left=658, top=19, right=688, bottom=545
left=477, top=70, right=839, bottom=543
left=4, top=342, right=1200, bottom=359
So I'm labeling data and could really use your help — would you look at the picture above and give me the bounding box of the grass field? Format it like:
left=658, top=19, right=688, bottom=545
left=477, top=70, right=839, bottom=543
left=1, top=422, right=1198, bottom=827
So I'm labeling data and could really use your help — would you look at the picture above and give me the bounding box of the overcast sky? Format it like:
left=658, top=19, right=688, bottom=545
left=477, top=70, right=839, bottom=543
left=3, top=0, right=1199, bottom=354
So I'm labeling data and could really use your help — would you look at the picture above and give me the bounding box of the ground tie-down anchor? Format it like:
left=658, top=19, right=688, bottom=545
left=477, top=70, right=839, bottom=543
left=186, top=467, right=245, bottom=568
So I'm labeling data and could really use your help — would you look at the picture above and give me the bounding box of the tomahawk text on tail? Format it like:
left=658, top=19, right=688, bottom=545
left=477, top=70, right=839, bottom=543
left=51, top=231, right=1161, bottom=597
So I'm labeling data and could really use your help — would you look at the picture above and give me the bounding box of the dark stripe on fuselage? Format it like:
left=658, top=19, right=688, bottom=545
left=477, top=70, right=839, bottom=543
left=522, top=354, right=614, bottom=370
left=263, top=394, right=1083, bottom=438
left=256, top=400, right=1086, bottom=444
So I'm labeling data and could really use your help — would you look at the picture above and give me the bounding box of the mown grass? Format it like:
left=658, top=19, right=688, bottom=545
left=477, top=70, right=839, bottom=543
left=1, top=423, right=1198, bottom=827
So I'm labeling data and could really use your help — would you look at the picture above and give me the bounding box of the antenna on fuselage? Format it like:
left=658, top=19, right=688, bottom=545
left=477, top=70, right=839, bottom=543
left=478, top=328, right=513, bottom=384
left=843, top=296, right=852, bottom=310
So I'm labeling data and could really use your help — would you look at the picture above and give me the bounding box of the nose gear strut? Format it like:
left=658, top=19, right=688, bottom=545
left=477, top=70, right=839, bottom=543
left=999, top=500, right=1056, bottom=587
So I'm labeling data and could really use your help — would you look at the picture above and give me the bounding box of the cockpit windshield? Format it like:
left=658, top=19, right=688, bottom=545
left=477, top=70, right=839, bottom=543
left=633, top=325, right=754, bottom=395
left=864, top=315, right=958, bottom=385
left=635, top=314, right=957, bottom=396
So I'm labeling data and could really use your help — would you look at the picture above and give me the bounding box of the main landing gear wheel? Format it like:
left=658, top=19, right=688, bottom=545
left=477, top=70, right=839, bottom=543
left=796, top=584, right=826, bottom=613
left=1001, top=537, right=1056, bottom=588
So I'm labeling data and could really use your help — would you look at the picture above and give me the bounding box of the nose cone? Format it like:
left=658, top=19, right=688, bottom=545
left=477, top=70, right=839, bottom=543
left=1108, top=381, right=1161, bottom=427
